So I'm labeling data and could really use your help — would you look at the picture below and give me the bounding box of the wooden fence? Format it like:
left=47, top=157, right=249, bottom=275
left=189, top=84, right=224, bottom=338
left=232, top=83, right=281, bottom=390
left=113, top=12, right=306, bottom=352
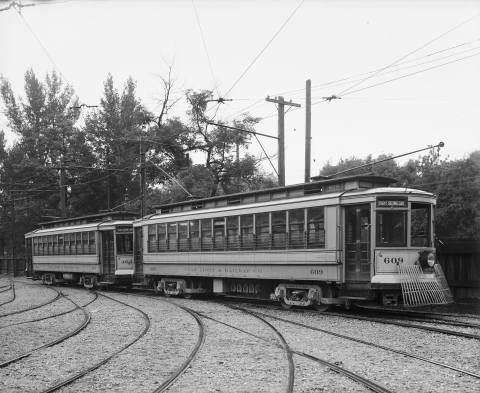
left=437, top=240, right=480, bottom=299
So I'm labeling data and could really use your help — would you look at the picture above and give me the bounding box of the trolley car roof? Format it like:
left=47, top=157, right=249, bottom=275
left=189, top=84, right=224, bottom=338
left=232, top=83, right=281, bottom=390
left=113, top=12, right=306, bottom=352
left=151, top=174, right=397, bottom=214
left=137, top=185, right=434, bottom=225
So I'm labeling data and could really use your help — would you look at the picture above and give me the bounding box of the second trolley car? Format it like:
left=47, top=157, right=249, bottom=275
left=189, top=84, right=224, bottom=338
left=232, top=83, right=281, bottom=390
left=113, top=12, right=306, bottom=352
left=25, top=212, right=137, bottom=288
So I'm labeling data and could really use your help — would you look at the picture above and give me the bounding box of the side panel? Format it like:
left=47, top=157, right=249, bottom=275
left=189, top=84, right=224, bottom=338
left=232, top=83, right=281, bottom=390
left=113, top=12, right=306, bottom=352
left=144, top=263, right=341, bottom=281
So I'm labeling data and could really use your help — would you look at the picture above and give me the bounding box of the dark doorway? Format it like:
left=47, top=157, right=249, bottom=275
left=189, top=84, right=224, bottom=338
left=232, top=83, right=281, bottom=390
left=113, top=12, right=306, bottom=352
left=345, top=205, right=371, bottom=282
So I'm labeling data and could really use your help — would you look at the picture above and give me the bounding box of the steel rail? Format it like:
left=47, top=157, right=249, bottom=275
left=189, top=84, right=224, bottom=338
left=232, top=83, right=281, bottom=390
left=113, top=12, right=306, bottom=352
left=0, top=282, right=61, bottom=317
left=0, top=279, right=15, bottom=307
left=247, top=308, right=480, bottom=379
left=354, top=305, right=480, bottom=328
left=0, top=290, right=91, bottom=368
left=40, top=292, right=151, bottom=393
left=152, top=303, right=205, bottom=393
left=109, top=291, right=207, bottom=393
left=0, top=291, right=98, bottom=329
left=323, top=311, right=480, bottom=340
left=190, top=307, right=392, bottom=393
left=224, top=304, right=295, bottom=393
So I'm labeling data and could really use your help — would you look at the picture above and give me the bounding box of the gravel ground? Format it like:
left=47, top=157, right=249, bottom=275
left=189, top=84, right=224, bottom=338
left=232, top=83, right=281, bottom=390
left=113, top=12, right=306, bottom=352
left=0, top=289, right=145, bottom=392
left=171, top=298, right=373, bottom=393
left=57, top=292, right=200, bottom=393
left=0, top=281, right=59, bottom=316
left=1, top=282, right=478, bottom=392
left=243, top=305, right=480, bottom=393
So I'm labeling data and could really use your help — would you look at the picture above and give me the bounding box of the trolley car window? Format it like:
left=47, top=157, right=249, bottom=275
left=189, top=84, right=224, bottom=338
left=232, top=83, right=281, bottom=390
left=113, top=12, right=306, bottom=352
left=255, top=212, right=270, bottom=249
left=272, top=211, right=286, bottom=249
left=158, top=223, right=167, bottom=251
left=89, top=231, right=96, bottom=254
left=168, top=223, right=177, bottom=251
left=240, top=214, right=254, bottom=250
left=376, top=211, right=407, bottom=247
left=201, top=218, right=212, bottom=250
left=148, top=225, right=157, bottom=252
left=411, top=203, right=431, bottom=247
left=178, top=221, right=189, bottom=251
left=190, top=220, right=200, bottom=251
left=307, top=207, right=325, bottom=248
left=213, top=218, right=226, bottom=250
left=82, top=232, right=89, bottom=253
left=116, top=233, right=133, bottom=254
left=289, top=209, right=305, bottom=248
left=227, top=216, right=240, bottom=249
left=58, top=235, right=64, bottom=255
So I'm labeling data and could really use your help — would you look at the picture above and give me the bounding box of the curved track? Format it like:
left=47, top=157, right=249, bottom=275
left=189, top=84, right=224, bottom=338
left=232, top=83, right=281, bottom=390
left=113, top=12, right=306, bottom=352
left=241, top=307, right=480, bottom=380
left=103, top=291, right=207, bottom=393
left=193, top=304, right=392, bottom=393
left=0, top=291, right=98, bottom=329
left=0, top=289, right=91, bottom=368
left=224, top=304, right=295, bottom=393
left=39, top=292, right=151, bottom=393
left=0, top=279, right=15, bottom=307
left=323, top=311, right=480, bottom=340
left=152, top=302, right=205, bottom=393
left=0, top=282, right=61, bottom=317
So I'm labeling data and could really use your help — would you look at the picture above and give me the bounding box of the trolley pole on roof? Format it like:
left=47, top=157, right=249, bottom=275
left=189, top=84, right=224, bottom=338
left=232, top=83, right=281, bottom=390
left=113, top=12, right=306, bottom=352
left=266, top=96, right=301, bottom=186
left=139, top=138, right=146, bottom=217
left=305, top=80, right=312, bottom=183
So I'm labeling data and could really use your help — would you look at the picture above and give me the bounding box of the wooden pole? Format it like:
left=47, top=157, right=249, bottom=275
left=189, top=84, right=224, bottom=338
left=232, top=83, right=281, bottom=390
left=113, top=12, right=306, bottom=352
left=305, top=79, right=311, bottom=183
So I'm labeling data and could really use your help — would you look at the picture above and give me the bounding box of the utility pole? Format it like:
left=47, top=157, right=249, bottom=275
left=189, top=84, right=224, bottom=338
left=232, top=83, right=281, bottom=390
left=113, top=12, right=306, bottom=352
left=139, top=137, right=146, bottom=217
left=265, top=96, right=301, bottom=186
left=305, top=79, right=311, bottom=183
left=59, top=156, right=67, bottom=217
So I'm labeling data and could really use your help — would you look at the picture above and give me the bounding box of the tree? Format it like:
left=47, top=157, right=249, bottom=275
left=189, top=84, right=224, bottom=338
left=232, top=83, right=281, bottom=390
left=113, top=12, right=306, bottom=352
left=0, top=70, right=84, bottom=254
left=83, top=74, right=152, bottom=210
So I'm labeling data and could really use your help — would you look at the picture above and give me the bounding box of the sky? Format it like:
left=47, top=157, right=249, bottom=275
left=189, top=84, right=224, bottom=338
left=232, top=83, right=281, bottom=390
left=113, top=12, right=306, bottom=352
left=1, top=0, right=479, bottom=185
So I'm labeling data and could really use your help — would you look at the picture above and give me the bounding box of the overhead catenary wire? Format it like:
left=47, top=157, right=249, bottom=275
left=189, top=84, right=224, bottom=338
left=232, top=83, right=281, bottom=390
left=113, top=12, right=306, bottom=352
left=223, top=0, right=304, bottom=98
left=15, top=8, right=67, bottom=82
left=337, top=12, right=480, bottom=96
left=191, top=0, right=220, bottom=97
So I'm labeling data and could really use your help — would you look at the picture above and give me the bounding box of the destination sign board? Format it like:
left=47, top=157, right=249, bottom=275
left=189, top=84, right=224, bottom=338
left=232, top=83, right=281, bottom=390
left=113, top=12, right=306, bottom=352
left=376, top=197, right=407, bottom=208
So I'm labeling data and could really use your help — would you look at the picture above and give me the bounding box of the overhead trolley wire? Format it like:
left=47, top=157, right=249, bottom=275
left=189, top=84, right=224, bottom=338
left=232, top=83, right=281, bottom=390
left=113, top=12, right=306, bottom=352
left=223, top=0, right=305, bottom=98
left=338, top=13, right=480, bottom=96
left=337, top=50, right=480, bottom=99
left=191, top=0, right=220, bottom=97
left=15, top=9, right=67, bottom=82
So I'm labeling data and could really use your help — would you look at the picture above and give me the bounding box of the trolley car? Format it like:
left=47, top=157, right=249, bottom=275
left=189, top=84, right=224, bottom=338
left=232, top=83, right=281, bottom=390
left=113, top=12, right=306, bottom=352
left=135, top=174, right=452, bottom=308
left=25, top=212, right=137, bottom=288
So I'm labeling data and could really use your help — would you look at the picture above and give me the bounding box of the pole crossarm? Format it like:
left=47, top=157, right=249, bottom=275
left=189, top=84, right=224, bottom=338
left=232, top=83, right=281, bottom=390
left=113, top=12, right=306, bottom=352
left=206, top=122, right=279, bottom=140
left=265, top=96, right=302, bottom=107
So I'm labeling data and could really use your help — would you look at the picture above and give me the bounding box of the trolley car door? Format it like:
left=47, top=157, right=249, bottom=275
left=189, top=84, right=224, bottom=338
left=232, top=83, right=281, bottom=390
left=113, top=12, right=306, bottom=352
left=345, top=205, right=371, bottom=282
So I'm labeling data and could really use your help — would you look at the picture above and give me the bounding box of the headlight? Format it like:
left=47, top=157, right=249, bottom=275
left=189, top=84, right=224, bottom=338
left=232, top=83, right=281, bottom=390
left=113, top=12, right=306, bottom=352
left=427, top=252, right=436, bottom=267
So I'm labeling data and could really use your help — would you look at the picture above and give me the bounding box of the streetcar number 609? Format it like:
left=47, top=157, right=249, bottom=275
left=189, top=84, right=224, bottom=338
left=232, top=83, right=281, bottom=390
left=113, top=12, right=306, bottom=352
left=383, top=257, right=404, bottom=264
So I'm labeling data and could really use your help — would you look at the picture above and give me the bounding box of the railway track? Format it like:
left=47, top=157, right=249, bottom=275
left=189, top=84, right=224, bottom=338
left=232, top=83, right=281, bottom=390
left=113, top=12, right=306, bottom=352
left=216, top=297, right=480, bottom=339
left=0, top=291, right=98, bottom=329
left=189, top=303, right=393, bottom=393
left=236, top=305, right=480, bottom=380
left=323, top=310, right=480, bottom=340
left=0, top=288, right=91, bottom=368
left=0, top=279, right=15, bottom=307
left=39, top=291, right=151, bottom=393
left=0, top=281, right=61, bottom=317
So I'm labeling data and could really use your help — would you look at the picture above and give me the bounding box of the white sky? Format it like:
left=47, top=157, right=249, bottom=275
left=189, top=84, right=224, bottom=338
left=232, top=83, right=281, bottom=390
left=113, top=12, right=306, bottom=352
left=1, top=0, right=479, bottom=185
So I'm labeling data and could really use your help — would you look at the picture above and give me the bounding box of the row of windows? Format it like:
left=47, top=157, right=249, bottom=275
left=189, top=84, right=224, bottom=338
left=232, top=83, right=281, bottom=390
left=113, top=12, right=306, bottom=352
left=33, top=231, right=96, bottom=256
left=147, top=207, right=325, bottom=252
